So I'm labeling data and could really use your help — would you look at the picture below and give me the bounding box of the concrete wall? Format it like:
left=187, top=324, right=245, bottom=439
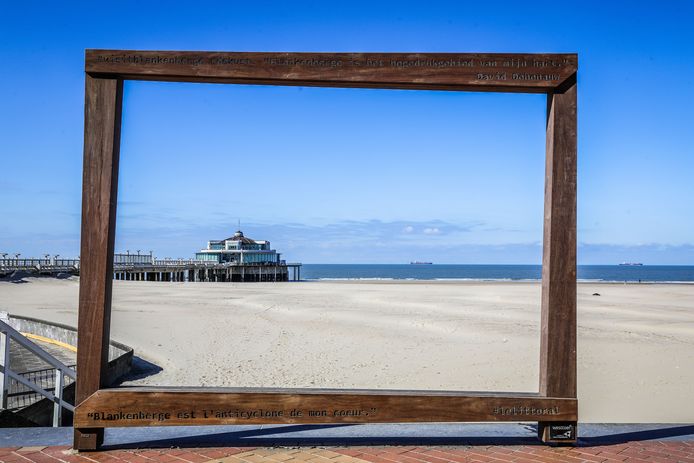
left=6, top=314, right=133, bottom=385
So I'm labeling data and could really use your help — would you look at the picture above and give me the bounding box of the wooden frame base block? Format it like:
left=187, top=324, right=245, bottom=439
left=538, top=421, right=578, bottom=444
left=74, top=428, right=104, bottom=452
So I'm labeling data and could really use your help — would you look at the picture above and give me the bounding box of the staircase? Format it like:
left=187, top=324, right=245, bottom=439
left=0, top=314, right=76, bottom=427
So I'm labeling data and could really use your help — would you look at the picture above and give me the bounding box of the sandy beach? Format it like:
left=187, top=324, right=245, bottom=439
left=0, top=278, right=692, bottom=423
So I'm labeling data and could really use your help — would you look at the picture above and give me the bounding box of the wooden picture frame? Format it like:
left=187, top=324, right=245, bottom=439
left=74, top=50, right=578, bottom=450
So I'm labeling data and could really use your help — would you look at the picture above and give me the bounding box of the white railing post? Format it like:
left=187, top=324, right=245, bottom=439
left=53, top=369, right=63, bottom=427
left=0, top=330, right=8, bottom=410
left=0, top=311, right=9, bottom=410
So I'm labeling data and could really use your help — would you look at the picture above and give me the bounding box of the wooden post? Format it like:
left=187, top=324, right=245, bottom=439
left=74, top=75, right=123, bottom=450
left=538, top=77, right=577, bottom=443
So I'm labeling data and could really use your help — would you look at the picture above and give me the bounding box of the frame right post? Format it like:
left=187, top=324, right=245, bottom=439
left=538, top=77, right=578, bottom=443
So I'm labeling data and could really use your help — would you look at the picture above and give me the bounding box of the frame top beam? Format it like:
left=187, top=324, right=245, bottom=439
left=86, top=49, right=577, bottom=93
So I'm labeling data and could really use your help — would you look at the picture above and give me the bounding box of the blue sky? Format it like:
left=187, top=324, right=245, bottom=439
left=1, top=1, right=693, bottom=264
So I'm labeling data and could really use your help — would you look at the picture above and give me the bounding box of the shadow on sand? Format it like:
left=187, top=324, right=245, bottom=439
left=118, top=356, right=164, bottom=383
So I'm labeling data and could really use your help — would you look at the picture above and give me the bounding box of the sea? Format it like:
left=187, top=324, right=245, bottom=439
left=300, top=264, right=694, bottom=283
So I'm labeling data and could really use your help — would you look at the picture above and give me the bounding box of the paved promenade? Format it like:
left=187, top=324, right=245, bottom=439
left=2, top=441, right=694, bottom=463
left=1, top=424, right=693, bottom=463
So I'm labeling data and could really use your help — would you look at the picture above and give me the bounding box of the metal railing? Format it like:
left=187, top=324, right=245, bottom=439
left=0, top=258, right=80, bottom=272
left=151, top=259, right=201, bottom=266
left=113, top=252, right=154, bottom=265
left=0, top=318, right=76, bottom=426
left=6, top=364, right=77, bottom=410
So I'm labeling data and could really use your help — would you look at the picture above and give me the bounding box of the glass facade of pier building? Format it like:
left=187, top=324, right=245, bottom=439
left=195, top=230, right=282, bottom=264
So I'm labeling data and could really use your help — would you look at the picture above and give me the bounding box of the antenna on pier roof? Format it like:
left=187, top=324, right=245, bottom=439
left=238, top=218, right=241, bottom=231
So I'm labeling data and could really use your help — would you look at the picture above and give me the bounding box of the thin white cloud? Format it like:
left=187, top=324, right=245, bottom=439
left=423, top=227, right=441, bottom=235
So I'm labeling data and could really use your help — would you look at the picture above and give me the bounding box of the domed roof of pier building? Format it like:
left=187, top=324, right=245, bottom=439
left=224, top=230, right=257, bottom=245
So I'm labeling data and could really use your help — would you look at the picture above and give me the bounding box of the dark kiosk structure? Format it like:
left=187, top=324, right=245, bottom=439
left=75, top=50, right=578, bottom=450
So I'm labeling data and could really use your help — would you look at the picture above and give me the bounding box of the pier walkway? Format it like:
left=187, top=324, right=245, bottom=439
left=113, top=261, right=301, bottom=283
left=0, top=256, right=301, bottom=282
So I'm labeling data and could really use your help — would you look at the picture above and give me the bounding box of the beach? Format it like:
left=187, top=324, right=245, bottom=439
left=0, top=278, right=692, bottom=423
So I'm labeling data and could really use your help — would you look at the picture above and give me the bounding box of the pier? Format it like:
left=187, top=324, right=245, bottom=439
left=0, top=254, right=301, bottom=282
left=112, top=260, right=301, bottom=282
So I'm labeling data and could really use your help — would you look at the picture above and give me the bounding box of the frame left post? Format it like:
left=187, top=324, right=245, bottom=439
left=74, top=75, right=123, bottom=451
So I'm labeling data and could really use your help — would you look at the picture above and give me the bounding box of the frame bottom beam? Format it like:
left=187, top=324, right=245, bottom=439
left=75, top=387, right=576, bottom=428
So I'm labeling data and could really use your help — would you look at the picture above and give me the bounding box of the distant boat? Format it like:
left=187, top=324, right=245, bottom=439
left=410, top=261, right=433, bottom=265
left=619, top=262, right=643, bottom=266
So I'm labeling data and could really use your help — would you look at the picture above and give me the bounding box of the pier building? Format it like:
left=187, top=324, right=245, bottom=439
left=195, top=230, right=281, bottom=264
